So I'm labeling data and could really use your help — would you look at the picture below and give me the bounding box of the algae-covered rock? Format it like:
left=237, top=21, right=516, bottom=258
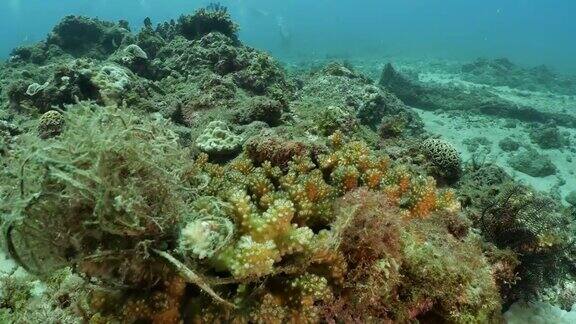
left=461, top=57, right=576, bottom=95
left=91, top=64, right=135, bottom=105
left=529, top=123, right=570, bottom=149
left=462, top=136, right=492, bottom=153
left=380, top=63, right=576, bottom=128
left=324, top=188, right=502, bottom=323
left=508, top=148, right=557, bottom=177
left=294, top=62, right=423, bottom=138
left=175, top=5, right=239, bottom=42
left=47, top=15, right=131, bottom=59
left=565, top=191, right=576, bottom=207
left=109, top=44, right=155, bottom=78
left=233, top=96, right=284, bottom=126
left=499, top=137, right=521, bottom=152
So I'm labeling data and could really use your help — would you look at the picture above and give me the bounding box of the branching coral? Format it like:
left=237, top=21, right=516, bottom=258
left=171, top=132, right=467, bottom=321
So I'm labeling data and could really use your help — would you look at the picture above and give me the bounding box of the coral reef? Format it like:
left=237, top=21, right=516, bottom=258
left=1, top=6, right=575, bottom=323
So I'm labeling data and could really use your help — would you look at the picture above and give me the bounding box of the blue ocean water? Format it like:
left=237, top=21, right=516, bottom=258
left=1, top=0, right=575, bottom=72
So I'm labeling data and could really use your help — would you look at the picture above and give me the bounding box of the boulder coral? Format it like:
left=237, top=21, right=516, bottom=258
left=195, top=120, right=243, bottom=158
left=37, top=110, right=65, bottom=139
left=420, top=137, right=462, bottom=181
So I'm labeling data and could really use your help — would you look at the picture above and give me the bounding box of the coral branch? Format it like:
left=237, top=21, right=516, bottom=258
left=152, top=249, right=236, bottom=309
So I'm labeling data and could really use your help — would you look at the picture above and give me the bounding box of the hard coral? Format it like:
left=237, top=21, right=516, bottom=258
left=37, top=110, right=65, bottom=139
left=196, top=120, right=243, bottom=159
left=421, top=137, right=462, bottom=181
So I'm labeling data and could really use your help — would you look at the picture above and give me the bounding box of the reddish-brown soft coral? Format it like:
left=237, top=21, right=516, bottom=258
left=320, top=187, right=501, bottom=323
left=325, top=189, right=404, bottom=321
left=245, top=136, right=311, bottom=169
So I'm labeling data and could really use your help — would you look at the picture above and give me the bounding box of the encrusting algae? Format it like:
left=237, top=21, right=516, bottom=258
left=0, top=4, right=575, bottom=324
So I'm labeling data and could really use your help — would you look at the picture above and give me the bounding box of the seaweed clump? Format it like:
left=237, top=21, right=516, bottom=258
left=2, top=104, right=190, bottom=288
left=323, top=188, right=500, bottom=323
left=176, top=4, right=239, bottom=42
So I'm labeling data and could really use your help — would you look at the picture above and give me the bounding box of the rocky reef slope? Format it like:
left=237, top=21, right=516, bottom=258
left=0, top=6, right=575, bottom=323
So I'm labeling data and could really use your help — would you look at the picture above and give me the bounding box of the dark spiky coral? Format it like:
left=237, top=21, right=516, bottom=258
left=479, top=184, right=574, bottom=298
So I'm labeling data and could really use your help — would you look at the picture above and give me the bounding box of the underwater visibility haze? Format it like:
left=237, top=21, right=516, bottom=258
left=1, top=1, right=576, bottom=323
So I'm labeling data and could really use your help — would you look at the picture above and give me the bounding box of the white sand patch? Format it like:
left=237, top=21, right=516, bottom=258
left=414, top=108, right=576, bottom=203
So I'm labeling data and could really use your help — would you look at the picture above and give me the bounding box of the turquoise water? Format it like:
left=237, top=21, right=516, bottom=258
left=1, top=0, right=576, bottom=71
